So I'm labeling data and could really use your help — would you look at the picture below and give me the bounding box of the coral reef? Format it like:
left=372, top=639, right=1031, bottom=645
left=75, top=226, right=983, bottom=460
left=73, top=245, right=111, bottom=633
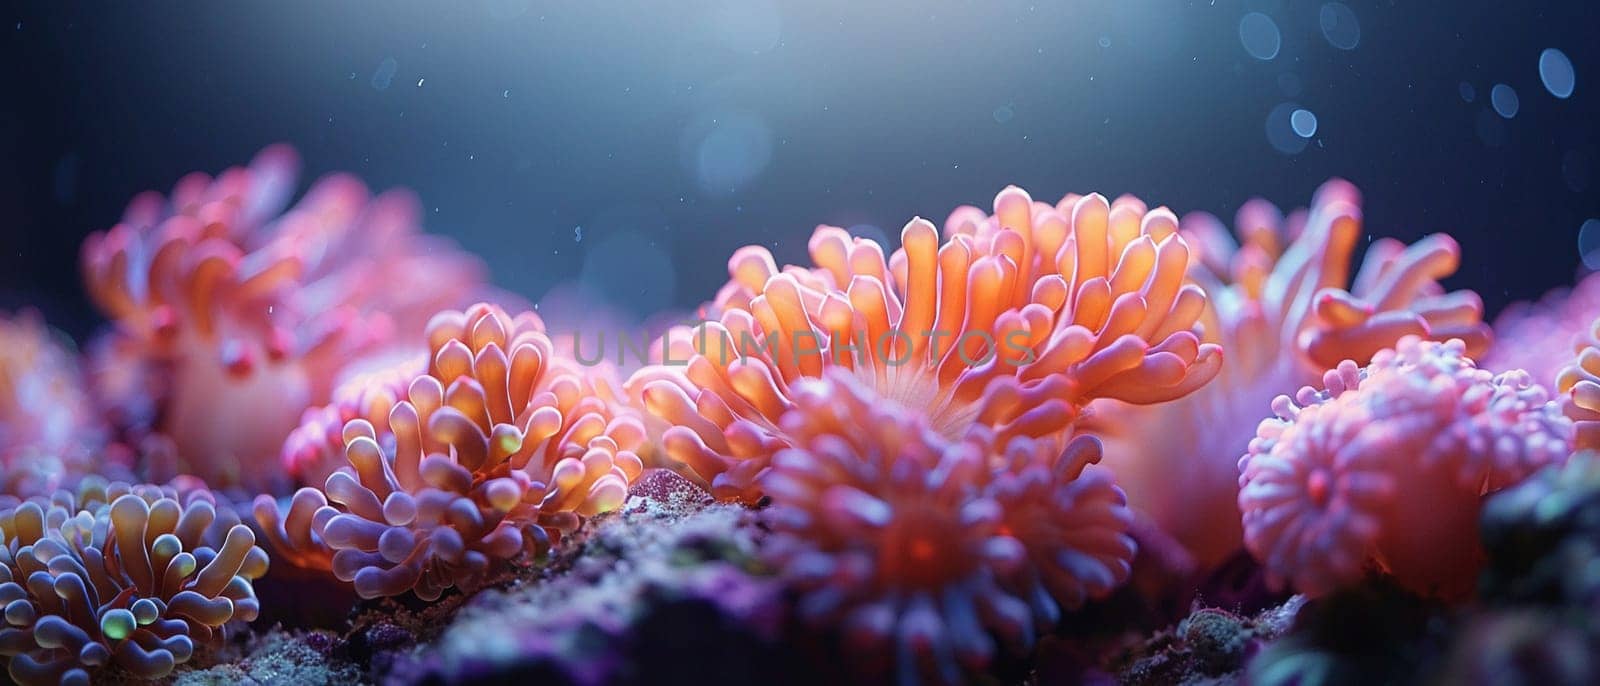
left=0, top=479, right=268, bottom=684
left=1238, top=337, right=1570, bottom=599
left=634, top=186, right=1220, bottom=502
left=1088, top=179, right=1491, bottom=570
left=257, top=303, right=646, bottom=599
left=80, top=145, right=489, bottom=494
left=1483, top=270, right=1600, bottom=387
left=760, top=369, right=1133, bottom=684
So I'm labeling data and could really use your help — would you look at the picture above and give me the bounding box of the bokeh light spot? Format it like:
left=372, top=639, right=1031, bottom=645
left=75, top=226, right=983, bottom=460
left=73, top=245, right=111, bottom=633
left=682, top=111, right=774, bottom=196
left=1239, top=13, right=1282, bottom=61
left=1539, top=48, right=1575, bottom=99
left=1459, top=81, right=1476, bottom=103
left=993, top=105, right=1014, bottom=124
left=1266, top=103, right=1309, bottom=154
left=1579, top=219, right=1600, bottom=271
left=1318, top=3, right=1361, bottom=50
left=1290, top=109, right=1319, bottom=138
left=1490, top=84, right=1519, bottom=119
left=371, top=58, right=398, bottom=91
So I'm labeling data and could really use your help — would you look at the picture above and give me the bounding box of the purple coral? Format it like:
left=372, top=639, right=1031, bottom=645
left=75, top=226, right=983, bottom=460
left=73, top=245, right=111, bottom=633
left=0, top=480, right=269, bottom=684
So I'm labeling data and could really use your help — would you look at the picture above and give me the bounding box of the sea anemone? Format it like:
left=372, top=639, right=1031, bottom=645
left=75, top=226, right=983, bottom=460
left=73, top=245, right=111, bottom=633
left=1556, top=316, right=1600, bottom=451
left=80, top=144, right=488, bottom=493
left=281, top=353, right=424, bottom=489
left=1085, top=179, right=1491, bottom=569
left=256, top=303, right=646, bottom=598
left=634, top=186, right=1221, bottom=502
left=760, top=369, right=1133, bottom=684
left=0, top=479, right=268, bottom=685
left=0, top=312, right=122, bottom=498
left=1483, top=270, right=1600, bottom=387
left=1238, top=337, right=1570, bottom=599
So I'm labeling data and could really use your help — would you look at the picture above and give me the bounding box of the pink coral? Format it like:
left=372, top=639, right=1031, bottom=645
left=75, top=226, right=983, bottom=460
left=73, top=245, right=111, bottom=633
left=0, top=312, right=122, bottom=498
left=1238, top=337, right=1570, bottom=599
left=761, top=369, right=1132, bottom=683
left=1484, top=270, right=1600, bottom=386
left=1084, top=179, right=1491, bottom=568
left=633, top=186, right=1221, bottom=502
left=280, top=352, right=423, bottom=489
left=0, top=479, right=268, bottom=685
left=79, top=145, right=488, bottom=493
left=255, top=304, right=646, bottom=597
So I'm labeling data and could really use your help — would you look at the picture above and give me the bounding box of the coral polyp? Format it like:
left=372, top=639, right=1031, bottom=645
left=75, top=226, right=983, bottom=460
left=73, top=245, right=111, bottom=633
left=1555, top=316, right=1600, bottom=451
left=1086, top=180, right=1492, bottom=569
left=761, top=369, right=1133, bottom=683
left=0, top=480, right=268, bottom=685
left=635, top=186, right=1221, bottom=502
left=1238, top=337, right=1570, bottom=599
left=259, top=303, right=646, bottom=599
left=80, top=145, right=488, bottom=493
left=0, top=312, right=116, bottom=498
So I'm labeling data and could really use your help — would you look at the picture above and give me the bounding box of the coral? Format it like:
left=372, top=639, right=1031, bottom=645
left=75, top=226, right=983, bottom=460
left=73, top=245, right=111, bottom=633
left=281, top=353, right=423, bottom=489
left=1086, top=179, right=1491, bottom=569
left=255, top=303, right=646, bottom=599
left=80, top=145, right=488, bottom=493
left=0, top=312, right=119, bottom=498
left=1483, top=270, right=1600, bottom=387
left=0, top=479, right=269, bottom=685
left=759, top=369, right=1133, bottom=684
left=1238, top=337, right=1570, bottom=599
left=633, top=186, right=1220, bottom=502
left=1556, top=315, right=1600, bottom=451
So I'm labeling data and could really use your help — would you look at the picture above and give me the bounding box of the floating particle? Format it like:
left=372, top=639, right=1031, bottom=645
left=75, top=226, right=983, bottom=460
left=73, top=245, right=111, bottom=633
left=574, top=226, right=583, bottom=243
left=1266, top=102, right=1309, bottom=154
left=1290, top=109, right=1319, bottom=138
left=1318, top=3, right=1361, bottom=50
left=1098, top=36, right=1112, bottom=48
left=1239, top=13, right=1282, bottom=61
left=372, top=57, right=398, bottom=91
left=1539, top=48, right=1575, bottom=99
left=1580, top=219, right=1600, bottom=271
left=1491, top=84, right=1519, bottom=118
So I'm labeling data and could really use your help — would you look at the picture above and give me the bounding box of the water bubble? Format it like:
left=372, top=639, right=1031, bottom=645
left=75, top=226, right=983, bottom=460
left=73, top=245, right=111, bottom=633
left=1539, top=48, right=1575, bottom=99
left=1098, top=36, right=1112, bottom=48
left=1490, top=84, right=1519, bottom=118
left=1458, top=81, right=1476, bottom=103
left=1580, top=219, right=1600, bottom=271
left=371, top=58, right=398, bottom=91
left=1265, top=103, right=1310, bottom=154
left=993, top=105, right=1014, bottom=123
left=1318, top=3, right=1361, bottom=50
left=1239, top=13, right=1282, bottom=61
left=1290, top=109, right=1319, bottom=138
left=503, top=89, right=511, bottom=98
left=573, top=226, right=583, bottom=243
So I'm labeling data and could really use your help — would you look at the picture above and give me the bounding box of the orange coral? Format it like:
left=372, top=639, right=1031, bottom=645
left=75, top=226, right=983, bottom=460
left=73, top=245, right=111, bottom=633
left=1086, top=180, right=1492, bottom=568
left=1238, top=337, right=1569, bottom=599
left=80, top=145, right=487, bottom=493
left=256, top=304, right=645, bottom=597
left=281, top=352, right=423, bottom=489
left=0, top=479, right=268, bottom=684
left=761, top=369, right=1132, bottom=683
left=633, top=186, right=1221, bottom=502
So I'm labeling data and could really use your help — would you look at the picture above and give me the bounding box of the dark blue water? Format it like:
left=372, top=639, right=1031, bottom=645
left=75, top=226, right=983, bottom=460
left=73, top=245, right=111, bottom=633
left=3, top=1, right=1595, bottom=338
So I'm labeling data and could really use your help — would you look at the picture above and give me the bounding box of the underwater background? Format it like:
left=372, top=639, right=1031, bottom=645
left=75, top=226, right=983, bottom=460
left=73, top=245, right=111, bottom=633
left=3, top=1, right=1597, bottom=335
